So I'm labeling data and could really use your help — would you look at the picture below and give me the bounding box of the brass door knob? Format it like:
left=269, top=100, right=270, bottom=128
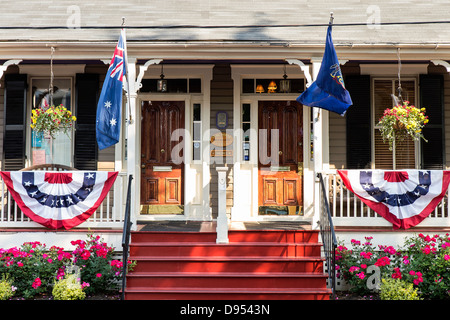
left=278, top=151, right=282, bottom=155
left=161, top=149, right=165, bottom=153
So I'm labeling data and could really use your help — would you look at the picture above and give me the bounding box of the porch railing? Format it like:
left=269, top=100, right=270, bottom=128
left=0, top=171, right=128, bottom=229
left=317, top=173, right=337, bottom=300
left=121, top=174, right=133, bottom=300
left=321, top=170, right=450, bottom=228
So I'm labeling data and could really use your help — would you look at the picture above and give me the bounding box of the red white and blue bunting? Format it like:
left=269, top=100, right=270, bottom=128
left=338, top=170, right=450, bottom=229
left=0, top=171, right=118, bottom=230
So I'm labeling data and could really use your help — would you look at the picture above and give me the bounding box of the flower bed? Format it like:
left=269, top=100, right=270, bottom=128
left=0, top=233, right=134, bottom=300
left=336, top=233, right=450, bottom=299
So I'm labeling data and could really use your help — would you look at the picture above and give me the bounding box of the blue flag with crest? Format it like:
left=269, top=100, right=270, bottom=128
left=96, top=30, right=127, bottom=150
left=297, top=25, right=352, bottom=116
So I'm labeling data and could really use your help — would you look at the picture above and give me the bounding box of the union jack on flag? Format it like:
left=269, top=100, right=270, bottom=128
left=96, top=29, right=127, bottom=150
left=0, top=171, right=118, bottom=230
left=338, top=170, right=450, bottom=229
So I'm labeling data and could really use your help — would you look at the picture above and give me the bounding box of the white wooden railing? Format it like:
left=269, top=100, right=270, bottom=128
left=0, top=171, right=127, bottom=229
left=321, top=170, right=450, bottom=228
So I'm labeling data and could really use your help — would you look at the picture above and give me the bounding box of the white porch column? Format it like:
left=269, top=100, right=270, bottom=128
left=126, top=59, right=138, bottom=230
left=311, top=59, right=323, bottom=230
left=216, top=166, right=229, bottom=243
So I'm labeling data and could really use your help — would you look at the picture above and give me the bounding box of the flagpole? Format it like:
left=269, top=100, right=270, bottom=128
left=122, top=18, right=132, bottom=125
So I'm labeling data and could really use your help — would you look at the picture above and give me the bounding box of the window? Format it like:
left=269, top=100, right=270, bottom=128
left=242, top=79, right=304, bottom=94
left=242, top=103, right=251, bottom=161
left=140, top=78, right=202, bottom=93
left=373, top=79, right=417, bottom=169
left=192, top=103, right=202, bottom=161
left=31, top=78, right=73, bottom=166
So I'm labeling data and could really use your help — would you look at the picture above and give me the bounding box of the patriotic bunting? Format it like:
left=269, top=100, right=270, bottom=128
left=0, top=171, right=118, bottom=230
left=338, top=170, right=450, bottom=229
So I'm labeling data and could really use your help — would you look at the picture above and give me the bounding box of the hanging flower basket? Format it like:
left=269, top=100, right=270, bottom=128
left=30, top=104, right=77, bottom=139
left=378, top=101, right=428, bottom=151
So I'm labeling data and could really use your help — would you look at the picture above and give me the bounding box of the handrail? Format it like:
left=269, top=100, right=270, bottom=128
left=317, top=172, right=338, bottom=300
left=120, top=174, right=133, bottom=301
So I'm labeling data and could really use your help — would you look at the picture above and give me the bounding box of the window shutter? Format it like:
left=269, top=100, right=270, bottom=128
left=74, top=73, right=99, bottom=170
left=4, top=74, right=27, bottom=171
left=345, top=75, right=371, bottom=169
left=420, top=74, right=444, bottom=169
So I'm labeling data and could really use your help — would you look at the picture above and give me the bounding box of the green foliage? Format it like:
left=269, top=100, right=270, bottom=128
left=380, top=278, right=421, bottom=300
left=0, top=275, right=15, bottom=300
left=52, top=274, right=86, bottom=300
left=71, top=233, right=122, bottom=295
left=335, top=237, right=400, bottom=295
left=0, top=233, right=132, bottom=299
left=336, top=233, right=450, bottom=299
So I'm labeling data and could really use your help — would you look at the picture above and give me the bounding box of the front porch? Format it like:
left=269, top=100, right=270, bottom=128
left=1, top=169, right=450, bottom=248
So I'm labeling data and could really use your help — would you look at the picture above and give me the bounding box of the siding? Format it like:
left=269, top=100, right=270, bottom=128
left=328, top=64, right=361, bottom=169
left=209, top=64, right=233, bottom=217
left=1, top=1, right=450, bottom=44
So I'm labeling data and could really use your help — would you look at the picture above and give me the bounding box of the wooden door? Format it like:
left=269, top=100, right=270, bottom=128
left=140, top=101, right=185, bottom=214
left=258, top=101, right=303, bottom=215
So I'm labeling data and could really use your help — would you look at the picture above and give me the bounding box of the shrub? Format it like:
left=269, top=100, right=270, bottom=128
left=71, top=233, right=122, bottom=295
left=0, top=275, right=15, bottom=300
left=380, top=278, right=421, bottom=300
left=336, top=233, right=450, bottom=299
left=0, top=233, right=131, bottom=299
left=335, top=237, right=401, bottom=295
left=52, top=274, right=86, bottom=300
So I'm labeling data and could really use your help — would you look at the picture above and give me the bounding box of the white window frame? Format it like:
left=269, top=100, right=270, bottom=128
left=371, top=77, right=420, bottom=169
left=27, top=76, right=75, bottom=168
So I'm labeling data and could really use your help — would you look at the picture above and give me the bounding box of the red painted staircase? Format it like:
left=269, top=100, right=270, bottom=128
left=123, top=229, right=331, bottom=300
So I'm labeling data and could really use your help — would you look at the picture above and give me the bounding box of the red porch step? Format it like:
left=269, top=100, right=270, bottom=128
left=124, top=229, right=330, bottom=300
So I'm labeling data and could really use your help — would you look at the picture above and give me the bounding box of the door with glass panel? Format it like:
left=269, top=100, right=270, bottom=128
left=140, top=101, right=185, bottom=214
left=258, top=100, right=303, bottom=215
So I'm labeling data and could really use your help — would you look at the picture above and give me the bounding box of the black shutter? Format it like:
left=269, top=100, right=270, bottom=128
left=420, top=74, right=444, bottom=169
left=4, top=74, right=27, bottom=171
left=74, top=73, right=99, bottom=170
left=345, top=75, right=371, bottom=169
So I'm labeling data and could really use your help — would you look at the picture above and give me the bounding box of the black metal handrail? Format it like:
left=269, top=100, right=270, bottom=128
left=120, top=174, right=133, bottom=301
left=317, top=172, right=338, bottom=300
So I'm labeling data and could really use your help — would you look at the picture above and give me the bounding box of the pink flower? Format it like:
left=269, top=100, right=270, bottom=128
left=96, top=273, right=102, bottom=278
left=374, top=256, right=390, bottom=267
left=357, top=272, right=365, bottom=280
left=81, top=250, right=91, bottom=260
left=17, top=261, right=23, bottom=267
left=392, top=267, right=402, bottom=279
left=360, top=251, right=373, bottom=259
left=32, top=277, right=41, bottom=289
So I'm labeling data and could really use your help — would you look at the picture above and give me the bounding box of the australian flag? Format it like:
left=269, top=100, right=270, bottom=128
left=297, top=25, right=352, bottom=116
left=96, top=30, right=127, bottom=150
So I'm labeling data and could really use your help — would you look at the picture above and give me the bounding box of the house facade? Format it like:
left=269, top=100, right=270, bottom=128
left=1, top=1, right=450, bottom=249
